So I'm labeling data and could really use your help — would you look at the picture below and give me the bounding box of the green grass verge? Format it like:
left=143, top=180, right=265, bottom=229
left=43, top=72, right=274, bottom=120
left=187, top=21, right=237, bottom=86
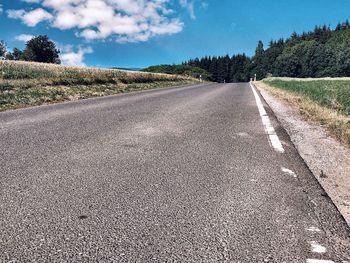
left=259, top=78, right=350, bottom=147
left=263, top=78, right=350, bottom=116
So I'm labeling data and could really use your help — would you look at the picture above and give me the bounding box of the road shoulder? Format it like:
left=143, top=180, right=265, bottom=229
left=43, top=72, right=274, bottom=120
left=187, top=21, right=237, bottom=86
left=253, top=81, right=350, bottom=227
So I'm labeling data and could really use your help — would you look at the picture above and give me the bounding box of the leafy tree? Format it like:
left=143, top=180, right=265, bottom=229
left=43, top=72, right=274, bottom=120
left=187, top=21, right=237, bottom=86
left=22, top=35, right=60, bottom=64
left=250, top=21, right=350, bottom=79
left=264, top=39, right=284, bottom=76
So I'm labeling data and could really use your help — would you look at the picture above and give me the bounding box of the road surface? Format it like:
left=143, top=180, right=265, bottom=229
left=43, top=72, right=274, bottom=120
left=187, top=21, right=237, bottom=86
left=1, top=83, right=349, bottom=262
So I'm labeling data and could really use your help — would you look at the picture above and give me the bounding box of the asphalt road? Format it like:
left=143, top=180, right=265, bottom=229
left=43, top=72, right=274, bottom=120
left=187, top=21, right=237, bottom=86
left=1, top=83, right=349, bottom=262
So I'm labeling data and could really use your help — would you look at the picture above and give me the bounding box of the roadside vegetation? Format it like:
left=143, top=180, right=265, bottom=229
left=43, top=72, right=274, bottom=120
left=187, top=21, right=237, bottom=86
left=0, top=60, right=197, bottom=111
left=142, top=64, right=210, bottom=80
left=258, top=78, right=350, bottom=146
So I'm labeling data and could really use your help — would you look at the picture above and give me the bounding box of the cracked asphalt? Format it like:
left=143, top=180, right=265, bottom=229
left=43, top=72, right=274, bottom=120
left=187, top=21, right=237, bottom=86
left=1, top=83, right=349, bottom=262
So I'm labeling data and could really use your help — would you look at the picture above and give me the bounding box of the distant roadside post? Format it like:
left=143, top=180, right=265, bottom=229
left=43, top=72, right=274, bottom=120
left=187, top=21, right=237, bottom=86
left=199, top=74, right=202, bottom=82
left=254, top=74, right=257, bottom=81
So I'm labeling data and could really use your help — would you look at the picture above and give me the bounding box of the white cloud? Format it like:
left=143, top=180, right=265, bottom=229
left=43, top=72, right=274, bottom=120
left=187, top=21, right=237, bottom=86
left=8, top=0, right=184, bottom=43
left=179, top=0, right=196, bottom=20
left=56, top=43, right=74, bottom=53
left=7, top=9, right=26, bottom=19
left=8, top=8, right=53, bottom=26
left=0, top=4, right=3, bottom=14
left=22, top=8, right=53, bottom=26
left=60, top=46, right=93, bottom=66
left=15, top=34, right=34, bottom=42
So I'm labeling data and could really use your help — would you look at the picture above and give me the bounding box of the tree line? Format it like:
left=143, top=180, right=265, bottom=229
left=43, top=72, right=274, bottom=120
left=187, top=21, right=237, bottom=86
left=185, top=21, right=350, bottom=82
left=184, top=54, right=251, bottom=82
left=142, top=64, right=210, bottom=79
left=0, top=35, right=60, bottom=64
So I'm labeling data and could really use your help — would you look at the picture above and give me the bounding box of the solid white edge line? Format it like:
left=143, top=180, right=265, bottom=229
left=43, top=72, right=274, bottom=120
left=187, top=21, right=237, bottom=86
left=249, top=82, right=285, bottom=153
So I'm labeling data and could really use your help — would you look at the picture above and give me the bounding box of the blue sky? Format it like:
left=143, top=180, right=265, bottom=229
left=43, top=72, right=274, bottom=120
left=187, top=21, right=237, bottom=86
left=1, top=0, right=350, bottom=68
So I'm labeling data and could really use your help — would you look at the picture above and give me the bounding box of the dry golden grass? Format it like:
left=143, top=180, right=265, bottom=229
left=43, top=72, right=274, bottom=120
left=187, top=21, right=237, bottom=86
left=0, top=60, right=198, bottom=111
left=0, top=60, right=193, bottom=82
left=255, top=81, right=350, bottom=147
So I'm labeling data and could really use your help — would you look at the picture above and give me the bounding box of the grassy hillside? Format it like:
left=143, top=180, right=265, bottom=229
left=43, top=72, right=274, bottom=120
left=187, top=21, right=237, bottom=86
left=143, top=64, right=210, bottom=80
left=261, top=78, right=350, bottom=146
left=0, top=60, right=198, bottom=111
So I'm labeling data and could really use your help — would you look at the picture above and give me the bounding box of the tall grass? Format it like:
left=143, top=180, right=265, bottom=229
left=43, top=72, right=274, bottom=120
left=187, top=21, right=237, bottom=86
left=0, top=61, right=197, bottom=111
left=259, top=78, right=350, bottom=147
left=264, top=78, right=350, bottom=116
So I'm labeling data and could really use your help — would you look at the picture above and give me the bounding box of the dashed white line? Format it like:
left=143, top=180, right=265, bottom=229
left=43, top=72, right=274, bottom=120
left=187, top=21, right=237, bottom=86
left=249, top=83, right=334, bottom=263
left=309, top=241, right=327, bottom=253
left=249, top=82, right=285, bottom=153
left=306, top=259, right=334, bottom=263
left=307, top=226, right=321, bottom=232
left=281, top=167, right=297, bottom=178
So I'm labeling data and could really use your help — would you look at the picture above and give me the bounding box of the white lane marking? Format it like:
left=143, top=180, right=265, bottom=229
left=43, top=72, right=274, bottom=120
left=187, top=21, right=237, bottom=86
left=309, top=241, right=327, bottom=253
left=306, top=260, right=334, bottom=263
left=281, top=167, right=297, bottom=178
left=307, top=226, right=321, bottom=232
left=249, top=83, right=285, bottom=153
left=237, top=132, right=249, bottom=137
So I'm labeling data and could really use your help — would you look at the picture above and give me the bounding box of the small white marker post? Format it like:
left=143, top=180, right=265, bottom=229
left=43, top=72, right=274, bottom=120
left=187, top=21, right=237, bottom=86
left=199, top=74, right=202, bottom=83
left=254, top=73, right=257, bottom=82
